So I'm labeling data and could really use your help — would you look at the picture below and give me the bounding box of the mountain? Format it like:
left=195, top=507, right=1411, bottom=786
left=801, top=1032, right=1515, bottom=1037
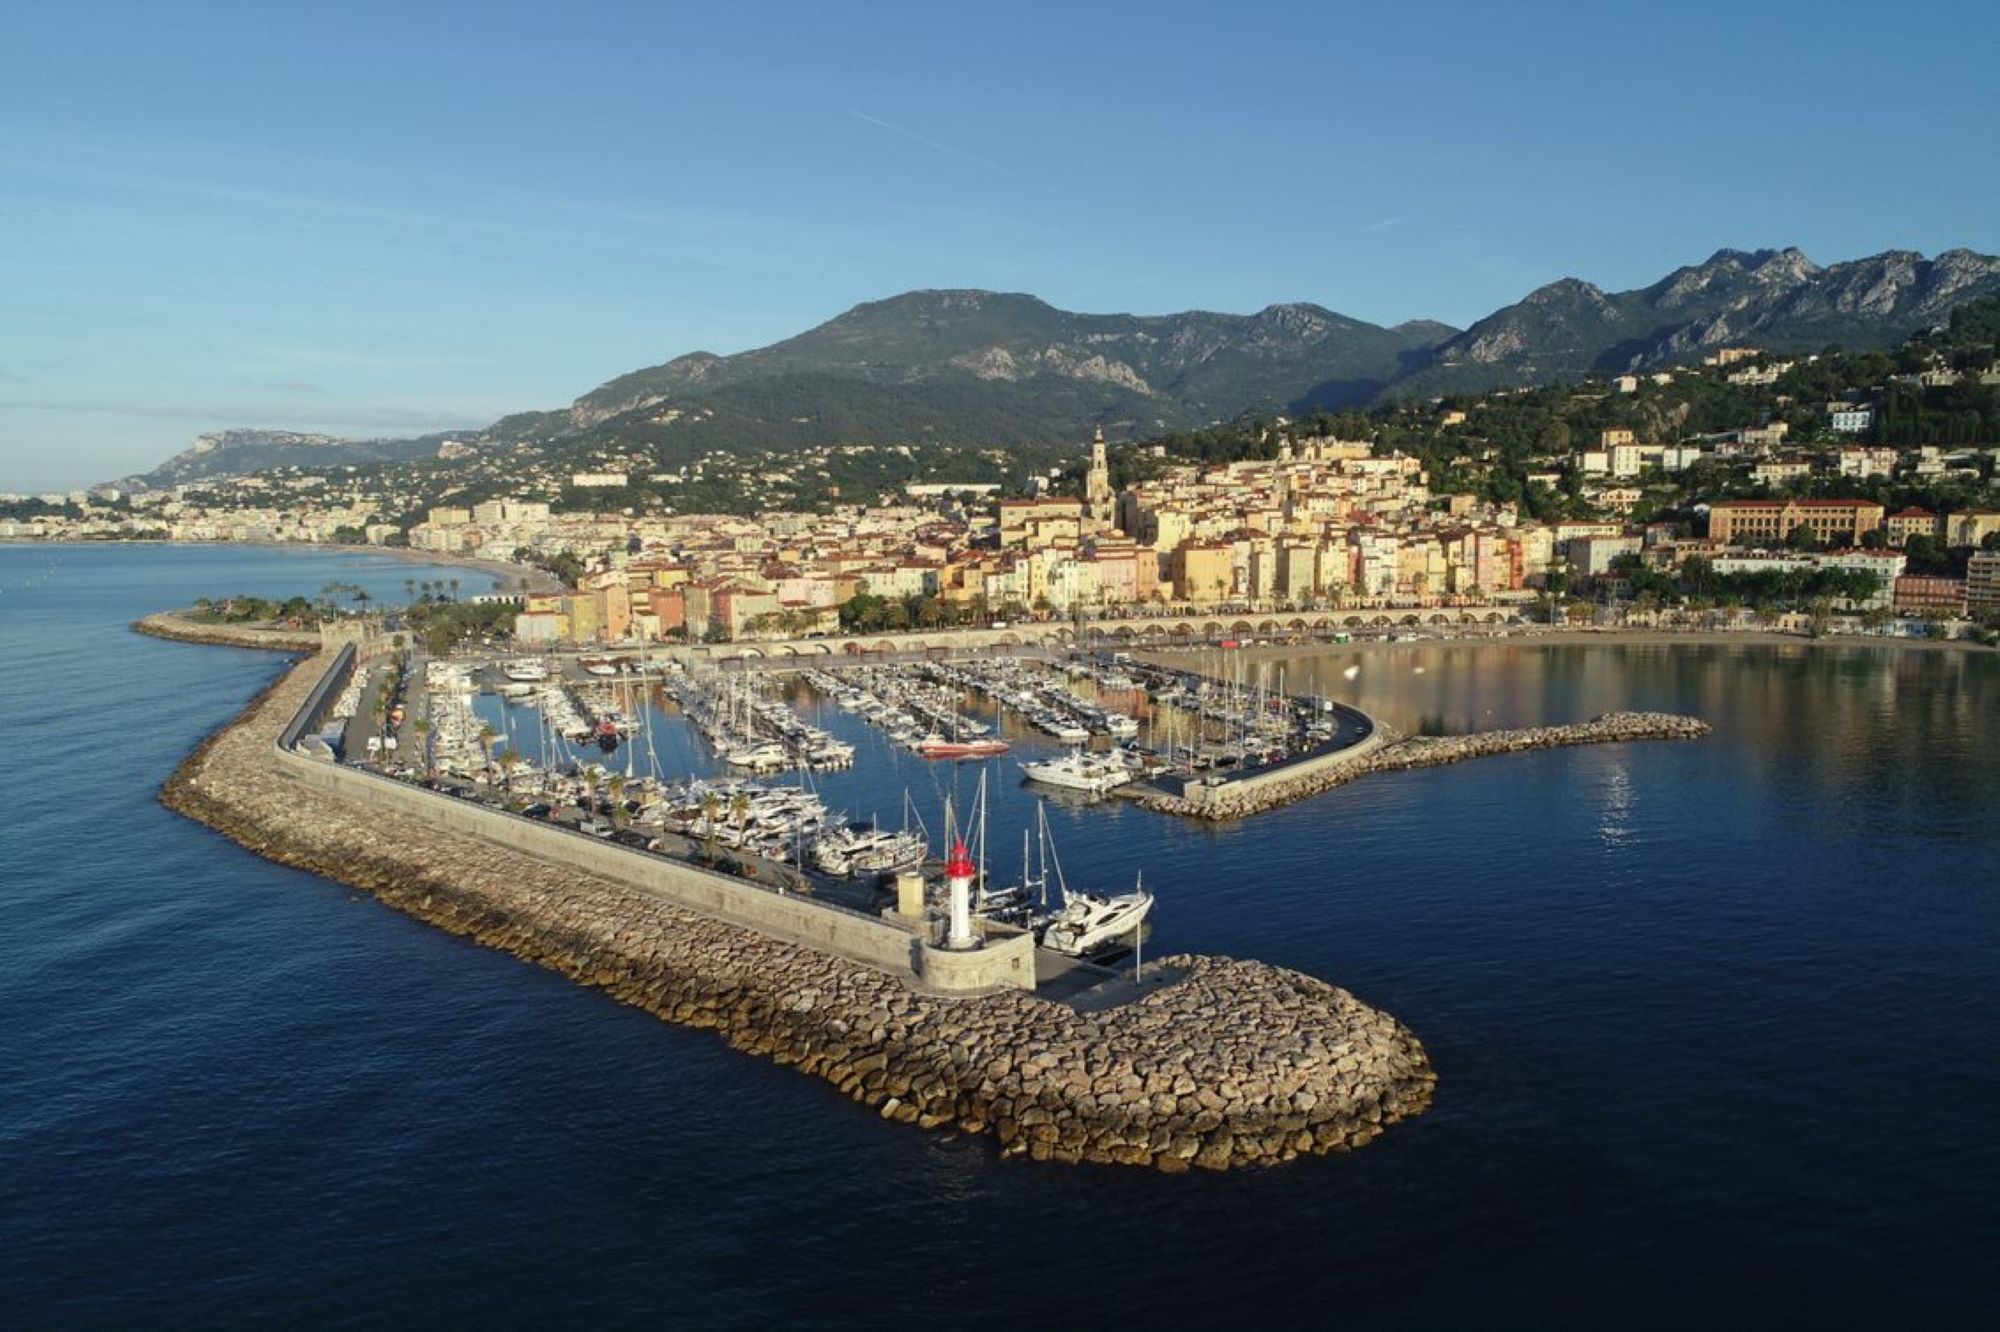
left=1393, top=247, right=2000, bottom=398
left=115, top=246, right=2000, bottom=487
left=548, top=290, right=1452, bottom=451
left=122, top=428, right=454, bottom=489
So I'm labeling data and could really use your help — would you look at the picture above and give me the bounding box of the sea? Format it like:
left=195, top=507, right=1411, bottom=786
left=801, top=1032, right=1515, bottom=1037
left=3, top=542, right=1997, bottom=1328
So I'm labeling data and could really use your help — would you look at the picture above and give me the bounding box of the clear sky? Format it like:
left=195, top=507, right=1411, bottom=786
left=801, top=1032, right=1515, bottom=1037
left=4, top=0, right=1997, bottom=491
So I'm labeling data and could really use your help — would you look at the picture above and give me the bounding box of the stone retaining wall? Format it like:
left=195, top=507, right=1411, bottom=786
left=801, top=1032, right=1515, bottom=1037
left=161, top=653, right=1435, bottom=1170
left=1141, top=712, right=1711, bottom=820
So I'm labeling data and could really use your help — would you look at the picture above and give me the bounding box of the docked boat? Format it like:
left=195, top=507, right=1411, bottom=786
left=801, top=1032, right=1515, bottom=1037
left=1019, top=748, right=1133, bottom=796
left=918, top=736, right=1011, bottom=760
left=503, top=658, right=551, bottom=684
left=812, top=822, right=927, bottom=877
left=1041, top=874, right=1154, bottom=957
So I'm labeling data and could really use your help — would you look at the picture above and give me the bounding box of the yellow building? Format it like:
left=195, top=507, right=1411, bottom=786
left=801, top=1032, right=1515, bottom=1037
left=1171, top=543, right=1235, bottom=603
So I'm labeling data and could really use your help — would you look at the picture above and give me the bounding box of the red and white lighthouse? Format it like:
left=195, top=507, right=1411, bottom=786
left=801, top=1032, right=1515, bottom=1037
left=945, top=838, right=977, bottom=949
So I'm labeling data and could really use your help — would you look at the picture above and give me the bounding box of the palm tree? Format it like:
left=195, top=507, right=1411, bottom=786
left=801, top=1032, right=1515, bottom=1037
left=403, top=577, right=416, bottom=605
left=606, top=774, right=627, bottom=828
left=448, top=577, right=461, bottom=602
left=497, top=747, right=522, bottom=792
left=699, top=791, right=723, bottom=865
left=477, top=723, right=498, bottom=780
left=413, top=717, right=434, bottom=779
left=729, top=790, right=751, bottom=853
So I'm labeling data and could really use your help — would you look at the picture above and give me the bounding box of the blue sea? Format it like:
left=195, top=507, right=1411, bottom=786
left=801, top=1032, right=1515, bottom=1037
left=3, top=542, right=1997, bottom=1327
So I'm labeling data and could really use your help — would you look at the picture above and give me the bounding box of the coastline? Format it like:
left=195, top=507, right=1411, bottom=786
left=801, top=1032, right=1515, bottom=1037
left=159, top=647, right=1436, bottom=1171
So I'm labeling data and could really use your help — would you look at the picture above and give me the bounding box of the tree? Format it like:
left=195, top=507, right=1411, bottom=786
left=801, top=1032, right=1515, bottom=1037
left=606, top=774, right=627, bottom=829
left=699, top=791, right=723, bottom=865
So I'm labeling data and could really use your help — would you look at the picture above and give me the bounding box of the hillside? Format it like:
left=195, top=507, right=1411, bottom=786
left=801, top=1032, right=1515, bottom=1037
left=121, top=428, right=453, bottom=489
left=545, top=290, right=1451, bottom=453
left=1392, top=247, right=2000, bottom=398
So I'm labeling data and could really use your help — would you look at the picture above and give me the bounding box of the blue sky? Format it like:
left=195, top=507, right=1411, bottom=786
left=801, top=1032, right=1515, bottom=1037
left=4, top=0, right=1997, bottom=491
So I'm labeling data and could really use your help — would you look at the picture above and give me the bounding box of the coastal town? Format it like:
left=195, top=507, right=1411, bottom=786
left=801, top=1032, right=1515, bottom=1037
left=13, top=329, right=2000, bottom=647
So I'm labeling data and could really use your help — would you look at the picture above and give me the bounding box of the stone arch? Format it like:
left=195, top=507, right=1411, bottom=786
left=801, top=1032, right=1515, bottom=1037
left=1201, top=621, right=1225, bottom=638
left=1343, top=615, right=1364, bottom=628
left=1401, top=614, right=1422, bottom=626
left=1113, top=624, right=1136, bottom=639
left=1168, top=622, right=1194, bottom=638
left=804, top=642, right=833, bottom=655
left=1287, top=618, right=1308, bottom=631
left=1427, top=613, right=1450, bottom=625
left=872, top=640, right=897, bottom=654
left=997, top=632, right=1021, bottom=647
left=1256, top=620, right=1278, bottom=634
left=1483, top=610, right=1505, bottom=624
left=1230, top=620, right=1253, bottom=635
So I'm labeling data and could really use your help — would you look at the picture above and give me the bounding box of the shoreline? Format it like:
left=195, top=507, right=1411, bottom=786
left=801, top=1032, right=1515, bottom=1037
left=158, top=647, right=1436, bottom=1171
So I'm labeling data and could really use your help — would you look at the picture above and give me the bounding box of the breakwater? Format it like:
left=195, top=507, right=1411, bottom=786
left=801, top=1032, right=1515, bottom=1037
left=133, top=610, right=323, bottom=653
left=161, top=651, right=1434, bottom=1170
left=1139, top=711, right=1712, bottom=820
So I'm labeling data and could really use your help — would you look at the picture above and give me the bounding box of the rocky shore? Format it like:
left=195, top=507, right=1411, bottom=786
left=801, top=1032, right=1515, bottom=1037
left=162, top=653, right=1435, bottom=1170
left=1139, top=711, right=1712, bottom=820
left=133, top=610, right=323, bottom=653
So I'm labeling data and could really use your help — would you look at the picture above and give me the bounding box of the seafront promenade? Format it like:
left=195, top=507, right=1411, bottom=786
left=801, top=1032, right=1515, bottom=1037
left=159, top=642, right=1437, bottom=1170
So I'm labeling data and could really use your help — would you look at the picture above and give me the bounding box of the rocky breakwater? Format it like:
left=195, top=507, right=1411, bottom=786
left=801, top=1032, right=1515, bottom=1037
left=1141, top=710, right=1712, bottom=820
left=162, top=653, right=1434, bottom=1170
left=134, top=610, right=322, bottom=653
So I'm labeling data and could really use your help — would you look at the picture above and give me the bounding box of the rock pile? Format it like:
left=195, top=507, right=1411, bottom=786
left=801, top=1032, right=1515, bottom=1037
left=133, top=611, right=321, bottom=653
left=1140, top=711, right=1711, bottom=820
left=162, top=653, right=1435, bottom=1171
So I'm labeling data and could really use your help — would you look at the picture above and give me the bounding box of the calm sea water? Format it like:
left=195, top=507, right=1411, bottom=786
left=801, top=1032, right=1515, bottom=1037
left=3, top=543, right=1997, bottom=1328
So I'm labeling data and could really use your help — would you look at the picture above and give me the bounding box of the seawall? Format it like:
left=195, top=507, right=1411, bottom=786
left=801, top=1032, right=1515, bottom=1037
left=1140, top=712, right=1712, bottom=820
left=162, top=652, right=1435, bottom=1170
left=133, top=610, right=323, bottom=653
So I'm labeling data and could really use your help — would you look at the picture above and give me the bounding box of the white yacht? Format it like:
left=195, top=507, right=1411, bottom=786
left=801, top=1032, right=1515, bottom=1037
left=1019, top=748, right=1133, bottom=796
left=503, top=658, right=551, bottom=684
left=1041, top=877, right=1154, bottom=957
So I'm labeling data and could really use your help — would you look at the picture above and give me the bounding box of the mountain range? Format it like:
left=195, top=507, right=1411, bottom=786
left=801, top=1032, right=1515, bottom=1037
left=121, top=246, right=2000, bottom=488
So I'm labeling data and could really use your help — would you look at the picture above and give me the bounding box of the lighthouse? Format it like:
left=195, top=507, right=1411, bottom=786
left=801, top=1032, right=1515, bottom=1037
left=945, top=838, right=977, bottom=949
